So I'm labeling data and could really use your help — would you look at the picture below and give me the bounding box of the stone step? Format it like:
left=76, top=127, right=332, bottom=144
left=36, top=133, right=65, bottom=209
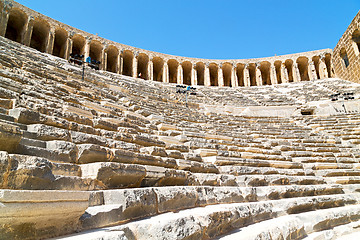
left=304, top=220, right=360, bottom=240
left=216, top=204, right=360, bottom=240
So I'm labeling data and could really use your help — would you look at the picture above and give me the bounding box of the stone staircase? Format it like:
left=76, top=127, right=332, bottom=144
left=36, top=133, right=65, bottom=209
left=1, top=36, right=360, bottom=239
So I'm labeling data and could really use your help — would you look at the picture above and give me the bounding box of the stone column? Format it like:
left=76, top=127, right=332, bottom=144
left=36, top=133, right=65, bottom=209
left=162, top=62, right=169, bottom=83
left=231, top=65, right=237, bottom=87
left=270, top=65, right=277, bottom=85
left=177, top=64, right=183, bottom=84
left=64, top=38, right=72, bottom=60
left=103, top=51, right=108, bottom=71
left=204, top=63, right=210, bottom=86
left=100, top=47, right=105, bottom=70
left=148, top=60, right=153, bottom=80
left=191, top=66, right=197, bottom=86
left=23, top=17, right=34, bottom=46
left=0, top=8, right=9, bottom=37
left=244, top=65, right=251, bottom=87
left=293, top=62, right=301, bottom=82
left=46, top=29, right=54, bottom=54
left=256, top=64, right=262, bottom=86
left=118, top=53, right=123, bottom=74
left=308, top=61, right=317, bottom=80
left=319, top=56, right=328, bottom=79
left=84, top=39, right=90, bottom=61
left=132, top=53, right=138, bottom=78
left=281, top=64, right=289, bottom=83
left=218, top=66, right=224, bottom=87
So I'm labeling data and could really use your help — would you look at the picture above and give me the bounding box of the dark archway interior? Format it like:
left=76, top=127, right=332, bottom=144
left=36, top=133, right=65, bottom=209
left=182, top=61, right=192, bottom=85
left=196, top=62, right=205, bottom=85
left=296, top=57, right=310, bottom=81
left=274, top=61, right=282, bottom=84
left=259, top=61, right=271, bottom=85
left=312, top=56, right=320, bottom=79
left=285, top=59, right=294, bottom=82
left=222, top=63, right=232, bottom=87
left=106, top=46, right=118, bottom=73
left=209, top=63, right=218, bottom=86
left=53, top=28, right=67, bottom=59
left=30, top=20, right=50, bottom=52
left=122, top=50, right=133, bottom=77
left=248, top=64, right=256, bottom=86
left=5, top=9, right=27, bottom=44
left=137, top=53, right=149, bottom=80
left=236, top=64, right=245, bottom=86
left=168, top=59, right=178, bottom=83
left=153, top=57, right=164, bottom=82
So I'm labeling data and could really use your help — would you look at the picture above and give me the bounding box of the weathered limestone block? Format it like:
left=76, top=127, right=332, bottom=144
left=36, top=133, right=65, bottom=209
left=140, top=146, right=168, bottom=157
left=0, top=97, right=14, bottom=109
left=9, top=107, right=40, bottom=124
left=184, top=152, right=203, bottom=162
left=124, top=111, right=150, bottom=124
left=133, top=134, right=166, bottom=147
left=27, top=124, right=71, bottom=141
left=0, top=121, right=22, bottom=152
left=92, top=117, right=118, bottom=131
left=158, top=169, right=188, bottom=186
left=157, top=123, right=178, bottom=131
left=190, top=161, right=219, bottom=174
left=205, top=134, right=233, bottom=141
left=0, top=189, right=90, bottom=240
left=71, top=131, right=108, bottom=146
left=158, top=136, right=182, bottom=146
left=76, top=144, right=109, bottom=164
left=4, top=154, right=55, bottom=190
left=63, top=105, right=93, bottom=119
left=46, top=140, right=77, bottom=163
left=167, top=144, right=189, bottom=152
left=80, top=162, right=146, bottom=188
left=166, top=150, right=184, bottom=159
left=154, top=186, right=197, bottom=213
left=195, top=148, right=218, bottom=157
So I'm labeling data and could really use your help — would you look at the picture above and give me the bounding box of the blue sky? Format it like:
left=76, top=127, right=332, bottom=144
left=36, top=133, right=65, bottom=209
left=16, top=0, right=360, bottom=59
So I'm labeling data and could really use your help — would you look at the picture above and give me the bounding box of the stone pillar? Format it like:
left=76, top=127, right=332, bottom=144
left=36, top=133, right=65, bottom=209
left=231, top=65, right=237, bottom=87
left=293, top=62, right=301, bottom=82
left=281, top=64, right=289, bottom=83
left=218, top=66, right=224, bottom=87
left=132, top=53, right=138, bottom=78
left=46, top=29, right=54, bottom=54
left=319, top=56, right=328, bottom=79
left=65, top=38, right=72, bottom=60
left=204, top=63, right=210, bottom=86
left=270, top=65, right=277, bottom=85
left=84, top=39, right=90, bottom=61
left=308, top=61, right=317, bottom=80
left=191, top=66, right=197, bottom=86
left=177, top=64, right=183, bottom=84
left=256, top=64, right=262, bottom=86
left=163, top=62, right=169, bottom=83
left=0, top=8, right=9, bottom=37
left=103, top=51, right=108, bottom=71
left=148, top=60, right=153, bottom=80
left=118, top=53, right=123, bottom=74
left=23, top=17, right=33, bottom=46
left=100, top=48, right=105, bottom=70
left=244, top=65, right=251, bottom=87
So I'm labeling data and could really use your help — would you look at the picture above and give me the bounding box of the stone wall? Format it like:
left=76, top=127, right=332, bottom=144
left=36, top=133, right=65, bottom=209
left=0, top=0, right=334, bottom=88
left=333, top=10, right=360, bottom=83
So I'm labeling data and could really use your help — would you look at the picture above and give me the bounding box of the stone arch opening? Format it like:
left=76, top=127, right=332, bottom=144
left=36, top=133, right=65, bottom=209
left=325, top=53, right=333, bottom=77
left=152, top=57, right=164, bottom=82
left=248, top=63, right=256, bottom=86
left=122, top=50, right=134, bottom=77
left=53, top=28, right=68, bottom=59
left=89, top=40, right=102, bottom=64
left=312, top=56, right=321, bottom=79
left=285, top=59, right=294, bottom=82
left=222, top=63, right=233, bottom=87
left=137, top=53, right=149, bottom=80
left=274, top=61, right=282, bottom=84
left=71, top=34, right=85, bottom=57
left=352, top=29, right=360, bottom=55
left=259, top=61, right=271, bottom=85
left=196, top=62, right=205, bottom=85
left=168, top=59, right=178, bottom=83
left=106, top=45, right=118, bottom=73
left=5, top=8, right=27, bottom=44
left=340, top=48, right=349, bottom=68
left=236, top=63, right=245, bottom=86
left=182, top=61, right=192, bottom=85
left=296, top=57, right=310, bottom=81
left=209, top=63, right=218, bottom=86
left=30, top=19, right=50, bottom=52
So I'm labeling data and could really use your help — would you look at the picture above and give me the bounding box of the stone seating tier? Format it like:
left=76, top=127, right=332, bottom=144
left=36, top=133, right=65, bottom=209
left=1, top=36, right=360, bottom=239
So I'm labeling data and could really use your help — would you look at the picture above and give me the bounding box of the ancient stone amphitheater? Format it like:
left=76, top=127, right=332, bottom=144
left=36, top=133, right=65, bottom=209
left=1, top=1, right=360, bottom=239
